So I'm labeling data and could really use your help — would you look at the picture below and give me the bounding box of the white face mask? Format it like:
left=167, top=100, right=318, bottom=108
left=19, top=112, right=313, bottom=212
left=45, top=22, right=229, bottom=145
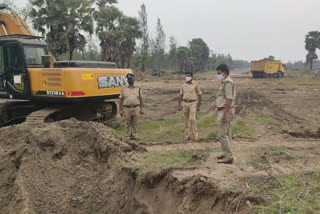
left=185, top=76, right=192, bottom=82
left=217, top=74, right=225, bottom=80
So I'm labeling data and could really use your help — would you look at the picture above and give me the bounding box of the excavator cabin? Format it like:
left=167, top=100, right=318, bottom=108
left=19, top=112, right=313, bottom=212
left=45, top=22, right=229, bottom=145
left=0, top=35, right=49, bottom=99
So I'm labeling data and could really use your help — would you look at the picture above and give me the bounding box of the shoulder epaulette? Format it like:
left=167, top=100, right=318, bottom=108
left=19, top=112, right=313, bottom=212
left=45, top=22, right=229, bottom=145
left=223, top=79, right=234, bottom=84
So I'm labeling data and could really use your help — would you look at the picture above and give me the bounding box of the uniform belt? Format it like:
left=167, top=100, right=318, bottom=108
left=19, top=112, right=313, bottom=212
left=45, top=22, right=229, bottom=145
left=124, top=105, right=139, bottom=108
left=218, top=106, right=234, bottom=111
left=183, top=99, right=196, bottom=103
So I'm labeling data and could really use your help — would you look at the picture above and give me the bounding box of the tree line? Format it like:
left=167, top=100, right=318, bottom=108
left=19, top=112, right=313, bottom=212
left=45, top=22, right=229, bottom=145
left=287, top=60, right=320, bottom=70
left=133, top=4, right=249, bottom=73
left=15, top=0, right=249, bottom=71
left=28, top=0, right=141, bottom=68
left=304, top=31, right=320, bottom=71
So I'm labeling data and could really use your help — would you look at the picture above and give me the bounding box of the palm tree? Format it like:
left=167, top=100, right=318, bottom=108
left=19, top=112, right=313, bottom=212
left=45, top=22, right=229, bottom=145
left=305, top=31, right=320, bottom=71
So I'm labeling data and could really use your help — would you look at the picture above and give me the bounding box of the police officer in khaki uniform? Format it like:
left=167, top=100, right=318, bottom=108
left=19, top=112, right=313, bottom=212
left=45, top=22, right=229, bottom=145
left=215, top=64, right=236, bottom=164
left=119, top=74, right=144, bottom=140
left=178, top=72, right=202, bottom=141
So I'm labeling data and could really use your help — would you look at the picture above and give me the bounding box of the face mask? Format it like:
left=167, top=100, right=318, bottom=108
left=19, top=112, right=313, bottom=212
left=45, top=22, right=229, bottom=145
left=185, top=76, right=192, bottom=82
left=128, top=79, right=134, bottom=85
left=217, top=74, right=224, bottom=80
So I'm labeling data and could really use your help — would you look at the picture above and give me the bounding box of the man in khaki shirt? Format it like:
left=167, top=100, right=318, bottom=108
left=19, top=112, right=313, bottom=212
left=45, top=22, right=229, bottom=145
left=178, top=72, right=202, bottom=141
left=215, top=64, right=236, bottom=164
left=119, top=74, right=144, bottom=140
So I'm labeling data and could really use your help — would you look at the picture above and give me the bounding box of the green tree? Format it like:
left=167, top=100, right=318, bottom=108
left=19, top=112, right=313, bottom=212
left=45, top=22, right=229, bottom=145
left=138, top=3, right=149, bottom=71
left=208, top=52, right=217, bottom=71
left=305, top=31, right=320, bottom=71
left=177, top=46, right=192, bottom=73
left=95, top=0, right=117, bottom=6
left=94, top=4, right=122, bottom=63
left=209, top=53, right=233, bottom=70
left=176, top=38, right=209, bottom=73
left=226, top=54, right=233, bottom=67
left=189, top=38, right=209, bottom=72
left=231, top=59, right=250, bottom=69
left=119, top=16, right=142, bottom=68
left=168, top=35, right=177, bottom=70
left=85, top=39, right=101, bottom=61
left=152, top=18, right=166, bottom=71
left=29, top=0, right=94, bottom=60
left=94, top=1, right=141, bottom=67
left=1, top=1, right=17, bottom=12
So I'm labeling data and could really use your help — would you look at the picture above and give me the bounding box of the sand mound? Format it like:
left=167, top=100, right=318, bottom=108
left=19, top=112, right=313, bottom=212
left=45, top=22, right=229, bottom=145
left=0, top=119, right=140, bottom=214
left=236, top=90, right=307, bottom=125
left=235, top=91, right=270, bottom=115
left=134, top=171, right=264, bottom=214
left=285, top=128, right=320, bottom=139
left=133, top=71, right=158, bottom=82
left=0, top=117, right=267, bottom=214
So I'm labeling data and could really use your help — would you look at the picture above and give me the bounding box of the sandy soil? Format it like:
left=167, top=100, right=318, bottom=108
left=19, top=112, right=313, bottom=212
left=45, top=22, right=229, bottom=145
left=128, top=70, right=320, bottom=213
left=0, top=70, right=319, bottom=214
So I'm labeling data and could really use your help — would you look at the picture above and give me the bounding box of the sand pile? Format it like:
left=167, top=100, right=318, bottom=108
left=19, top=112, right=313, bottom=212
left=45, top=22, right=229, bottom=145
left=0, top=119, right=141, bottom=214
left=0, top=118, right=264, bottom=214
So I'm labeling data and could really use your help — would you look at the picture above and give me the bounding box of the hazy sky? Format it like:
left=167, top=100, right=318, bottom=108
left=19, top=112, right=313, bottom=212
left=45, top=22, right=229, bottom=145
left=14, top=0, right=320, bottom=62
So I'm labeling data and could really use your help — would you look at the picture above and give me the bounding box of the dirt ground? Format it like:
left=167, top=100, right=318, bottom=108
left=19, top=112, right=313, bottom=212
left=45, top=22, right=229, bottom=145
left=0, top=70, right=320, bottom=214
left=128, top=70, right=320, bottom=213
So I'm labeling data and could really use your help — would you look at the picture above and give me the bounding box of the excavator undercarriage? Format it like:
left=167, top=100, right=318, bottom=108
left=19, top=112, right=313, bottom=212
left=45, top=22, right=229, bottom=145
left=0, top=100, right=117, bottom=127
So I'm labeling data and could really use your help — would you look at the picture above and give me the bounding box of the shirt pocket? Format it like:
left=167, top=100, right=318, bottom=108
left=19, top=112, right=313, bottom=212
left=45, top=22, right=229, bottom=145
left=131, top=90, right=140, bottom=100
left=183, top=85, right=195, bottom=94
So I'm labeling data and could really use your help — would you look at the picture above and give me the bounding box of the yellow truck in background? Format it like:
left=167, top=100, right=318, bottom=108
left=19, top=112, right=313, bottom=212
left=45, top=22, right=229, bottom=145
left=251, top=59, right=285, bottom=78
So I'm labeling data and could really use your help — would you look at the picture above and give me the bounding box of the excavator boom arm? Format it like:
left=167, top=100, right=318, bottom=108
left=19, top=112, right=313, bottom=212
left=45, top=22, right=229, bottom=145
left=0, top=4, right=56, bottom=65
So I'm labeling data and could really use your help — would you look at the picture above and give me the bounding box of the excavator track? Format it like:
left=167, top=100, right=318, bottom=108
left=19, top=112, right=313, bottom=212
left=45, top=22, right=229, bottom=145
left=0, top=98, right=119, bottom=127
left=0, top=100, right=118, bottom=126
left=25, top=107, right=62, bottom=123
left=0, top=100, right=43, bottom=126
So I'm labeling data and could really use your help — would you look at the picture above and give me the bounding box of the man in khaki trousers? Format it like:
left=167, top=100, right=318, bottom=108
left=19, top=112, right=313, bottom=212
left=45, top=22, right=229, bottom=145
left=119, top=74, right=144, bottom=140
left=215, top=64, right=236, bottom=164
left=178, top=72, right=202, bottom=141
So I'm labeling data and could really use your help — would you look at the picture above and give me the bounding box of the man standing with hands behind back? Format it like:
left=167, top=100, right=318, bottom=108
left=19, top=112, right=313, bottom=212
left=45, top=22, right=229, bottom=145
left=178, top=72, right=202, bottom=141
left=119, top=74, right=144, bottom=140
left=215, top=64, right=236, bottom=164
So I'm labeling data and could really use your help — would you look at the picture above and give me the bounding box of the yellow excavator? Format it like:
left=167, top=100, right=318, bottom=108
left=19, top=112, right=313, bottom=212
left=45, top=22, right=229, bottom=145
left=0, top=5, right=131, bottom=126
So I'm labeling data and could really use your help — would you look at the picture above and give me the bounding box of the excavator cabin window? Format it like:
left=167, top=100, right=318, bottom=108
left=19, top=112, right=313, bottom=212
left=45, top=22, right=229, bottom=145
left=6, top=46, right=24, bottom=69
left=4, top=46, right=26, bottom=92
left=24, top=46, right=46, bottom=66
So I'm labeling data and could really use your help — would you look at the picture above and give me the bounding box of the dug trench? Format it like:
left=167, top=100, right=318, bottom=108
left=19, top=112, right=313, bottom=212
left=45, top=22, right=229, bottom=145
left=0, top=119, right=265, bottom=214
left=1, top=76, right=319, bottom=213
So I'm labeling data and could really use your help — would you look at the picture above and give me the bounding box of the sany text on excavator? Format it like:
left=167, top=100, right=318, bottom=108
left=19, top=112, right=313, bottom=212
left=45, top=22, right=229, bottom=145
left=0, top=5, right=132, bottom=126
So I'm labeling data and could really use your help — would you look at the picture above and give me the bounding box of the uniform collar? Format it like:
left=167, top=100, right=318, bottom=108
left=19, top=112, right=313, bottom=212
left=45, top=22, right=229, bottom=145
left=185, top=80, right=194, bottom=84
left=222, top=75, right=231, bottom=83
